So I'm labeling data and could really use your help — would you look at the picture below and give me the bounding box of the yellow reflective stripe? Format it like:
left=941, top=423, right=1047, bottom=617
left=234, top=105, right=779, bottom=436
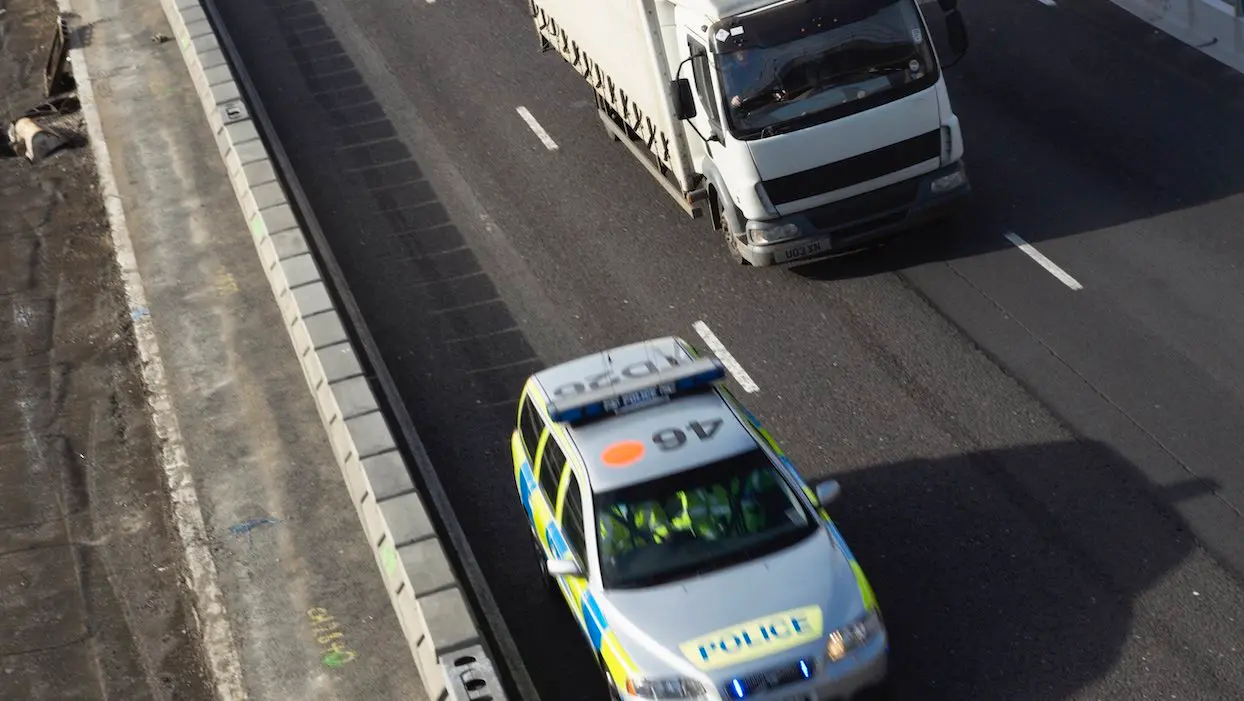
left=600, top=630, right=637, bottom=685
left=757, top=426, right=782, bottom=454
left=511, top=430, right=524, bottom=488
left=564, top=573, right=588, bottom=619
left=517, top=381, right=530, bottom=425
left=525, top=385, right=642, bottom=687
left=513, top=431, right=557, bottom=555
left=850, top=561, right=879, bottom=612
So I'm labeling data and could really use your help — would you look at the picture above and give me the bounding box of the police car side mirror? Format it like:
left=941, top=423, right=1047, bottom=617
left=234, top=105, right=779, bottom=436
left=815, top=479, right=842, bottom=507
left=546, top=558, right=582, bottom=578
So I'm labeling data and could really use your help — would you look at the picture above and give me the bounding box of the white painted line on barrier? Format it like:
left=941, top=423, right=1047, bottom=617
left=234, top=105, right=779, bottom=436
left=693, top=321, right=760, bottom=393
left=516, top=106, right=559, bottom=151
left=1004, top=232, right=1083, bottom=290
left=55, top=3, right=249, bottom=699
left=1037, top=0, right=1057, bottom=6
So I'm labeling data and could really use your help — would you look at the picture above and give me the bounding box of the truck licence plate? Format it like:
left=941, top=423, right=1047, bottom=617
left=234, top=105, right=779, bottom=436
left=776, top=240, right=825, bottom=263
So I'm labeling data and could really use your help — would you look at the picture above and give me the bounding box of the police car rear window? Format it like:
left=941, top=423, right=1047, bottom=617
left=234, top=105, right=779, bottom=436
left=593, top=449, right=818, bottom=589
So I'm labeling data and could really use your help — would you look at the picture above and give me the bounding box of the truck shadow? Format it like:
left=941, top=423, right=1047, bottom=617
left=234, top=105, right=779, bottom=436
left=789, top=0, right=1244, bottom=281
left=823, top=438, right=1218, bottom=700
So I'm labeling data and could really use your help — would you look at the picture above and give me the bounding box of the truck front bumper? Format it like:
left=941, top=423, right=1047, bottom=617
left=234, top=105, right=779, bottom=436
left=737, top=161, right=970, bottom=267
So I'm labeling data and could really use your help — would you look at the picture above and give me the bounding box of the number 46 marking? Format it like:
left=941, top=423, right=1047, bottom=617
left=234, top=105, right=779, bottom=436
left=652, top=419, right=724, bottom=451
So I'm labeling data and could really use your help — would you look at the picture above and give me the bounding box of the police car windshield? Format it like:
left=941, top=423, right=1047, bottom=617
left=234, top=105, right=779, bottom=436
left=594, top=449, right=818, bottom=589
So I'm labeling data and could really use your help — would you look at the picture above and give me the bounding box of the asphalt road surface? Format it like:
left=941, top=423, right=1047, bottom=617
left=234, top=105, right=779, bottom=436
left=213, top=0, right=1244, bottom=699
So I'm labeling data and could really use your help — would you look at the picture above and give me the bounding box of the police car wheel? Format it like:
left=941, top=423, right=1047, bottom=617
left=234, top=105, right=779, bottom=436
left=599, top=658, right=622, bottom=701
left=530, top=533, right=557, bottom=595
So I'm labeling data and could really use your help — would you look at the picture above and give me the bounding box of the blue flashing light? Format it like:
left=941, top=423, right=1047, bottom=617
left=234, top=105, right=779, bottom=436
left=731, top=678, right=745, bottom=698
left=799, top=659, right=811, bottom=678
left=546, top=357, right=726, bottom=425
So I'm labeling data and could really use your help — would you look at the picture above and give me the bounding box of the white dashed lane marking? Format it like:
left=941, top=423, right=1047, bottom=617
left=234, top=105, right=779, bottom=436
left=1004, top=232, right=1083, bottom=290
left=516, top=106, right=559, bottom=151
left=693, top=320, right=760, bottom=393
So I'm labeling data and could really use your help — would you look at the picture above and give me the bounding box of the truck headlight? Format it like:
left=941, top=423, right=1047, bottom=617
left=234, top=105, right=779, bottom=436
left=826, top=610, right=884, bottom=662
left=930, top=168, right=966, bottom=194
left=626, top=676, right=706, bottom=699
left=746, top=222, right=800, bottom=245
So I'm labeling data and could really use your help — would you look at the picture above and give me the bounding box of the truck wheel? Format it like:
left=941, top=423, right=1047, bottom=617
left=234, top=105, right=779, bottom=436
left=595, top=95, right=621, bottom=142
left=717, top=196, right=748, bottom=266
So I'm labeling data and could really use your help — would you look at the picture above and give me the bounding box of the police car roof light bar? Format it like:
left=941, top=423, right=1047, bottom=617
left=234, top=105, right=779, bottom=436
left=546, top=357, right=727, bottom=425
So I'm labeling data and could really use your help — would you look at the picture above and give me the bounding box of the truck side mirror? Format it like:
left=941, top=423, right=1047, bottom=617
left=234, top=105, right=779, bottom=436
left=938, top=0, right=958, bottom=11
left=945, top=10, right=968, bottom=57
left=671, top=78, right=697, bottom=121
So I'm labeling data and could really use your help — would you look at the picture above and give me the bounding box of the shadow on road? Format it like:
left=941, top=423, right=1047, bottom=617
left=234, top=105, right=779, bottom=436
left=827, top=438, right=1215, bottom=699
left=790, top=0, right=1244, bottom=281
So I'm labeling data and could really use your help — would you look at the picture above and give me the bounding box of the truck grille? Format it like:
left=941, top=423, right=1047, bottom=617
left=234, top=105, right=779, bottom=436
left=763, top=129, right=940, bottom=206
left=805, top=177, right=921, bottom=230
left=720, top=656, right=816, bottom=699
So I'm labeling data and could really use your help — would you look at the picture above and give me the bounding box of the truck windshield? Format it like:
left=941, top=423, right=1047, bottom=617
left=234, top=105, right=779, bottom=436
left=713, top=0, right=937, bottom=140
left=594, top=449, right=819, bottom=589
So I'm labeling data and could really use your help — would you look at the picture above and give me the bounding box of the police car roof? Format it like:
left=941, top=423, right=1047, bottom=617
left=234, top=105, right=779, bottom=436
left=569, top=391, right=759, bottom=492
left=530, top=336, right=694, bottom=394
left=531, top=337, right=761, bottom=493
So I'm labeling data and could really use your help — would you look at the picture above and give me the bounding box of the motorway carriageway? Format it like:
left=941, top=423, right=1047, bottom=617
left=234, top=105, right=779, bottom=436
left=215, top=0, right=1244, bottom=699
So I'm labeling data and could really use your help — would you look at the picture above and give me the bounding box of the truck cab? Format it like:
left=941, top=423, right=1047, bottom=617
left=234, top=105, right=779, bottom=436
left=529, top=0, right=970, bottom=266
left=669, top=0, right=970, bottom=265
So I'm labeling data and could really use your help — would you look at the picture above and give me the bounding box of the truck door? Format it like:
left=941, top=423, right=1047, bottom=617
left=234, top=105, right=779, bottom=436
left=685, top=37, right=723, bottom=155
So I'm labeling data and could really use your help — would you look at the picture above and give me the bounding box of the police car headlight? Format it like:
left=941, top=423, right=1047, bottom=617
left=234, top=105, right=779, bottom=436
left=626, top=676, right=706, bottom=698
left=826, top=610, right=883, bottom=662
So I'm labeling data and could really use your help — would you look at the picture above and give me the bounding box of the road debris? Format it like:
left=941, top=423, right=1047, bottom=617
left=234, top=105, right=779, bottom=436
left=7, top=115, right=68, bottom=162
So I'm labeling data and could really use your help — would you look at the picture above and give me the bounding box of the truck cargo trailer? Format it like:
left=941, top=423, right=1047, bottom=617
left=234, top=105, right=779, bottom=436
left=529, top=0, right=972, bottom=266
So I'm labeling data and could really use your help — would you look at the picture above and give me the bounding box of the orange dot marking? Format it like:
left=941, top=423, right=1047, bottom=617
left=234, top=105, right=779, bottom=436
left=600, top=440, right=645, bottom=468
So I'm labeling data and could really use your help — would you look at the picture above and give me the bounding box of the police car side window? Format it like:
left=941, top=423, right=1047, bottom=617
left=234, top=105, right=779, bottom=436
left=538, top=437, right=566, bottom=498
left=518, top=394, right=544, bottom=460
left=561, top=471, right=587, bottom=564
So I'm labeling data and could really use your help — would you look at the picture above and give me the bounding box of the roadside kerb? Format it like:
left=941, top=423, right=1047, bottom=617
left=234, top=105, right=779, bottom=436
left=148, top=0, right=516, bottom=699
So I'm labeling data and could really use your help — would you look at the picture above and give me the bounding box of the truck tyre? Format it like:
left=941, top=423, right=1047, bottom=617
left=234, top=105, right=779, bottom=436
left=716, top=194, right=749, bottom=266
left=595, top=95, right=621, bottom=142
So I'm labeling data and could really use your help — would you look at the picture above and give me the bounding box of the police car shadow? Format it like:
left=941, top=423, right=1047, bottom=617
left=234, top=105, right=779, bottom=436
left=825, top=438, right=1217, bottom=700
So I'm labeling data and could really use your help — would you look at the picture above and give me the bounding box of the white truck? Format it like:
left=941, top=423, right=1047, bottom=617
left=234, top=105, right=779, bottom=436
left=529, top=0, right=971, bottom=266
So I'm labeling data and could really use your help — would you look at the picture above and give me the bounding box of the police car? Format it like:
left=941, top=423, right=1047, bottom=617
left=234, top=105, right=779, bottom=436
left=511, top=337, right=889, bottom=700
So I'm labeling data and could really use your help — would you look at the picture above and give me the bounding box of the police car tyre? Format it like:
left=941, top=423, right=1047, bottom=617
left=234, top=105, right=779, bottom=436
left=529, top=530, right=557, bottom=595
left=597, top=654, right=622, bottom=701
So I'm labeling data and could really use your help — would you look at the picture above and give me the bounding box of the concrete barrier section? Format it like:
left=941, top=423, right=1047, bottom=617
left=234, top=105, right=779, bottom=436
left=141, top=0, right=509, bottom=698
